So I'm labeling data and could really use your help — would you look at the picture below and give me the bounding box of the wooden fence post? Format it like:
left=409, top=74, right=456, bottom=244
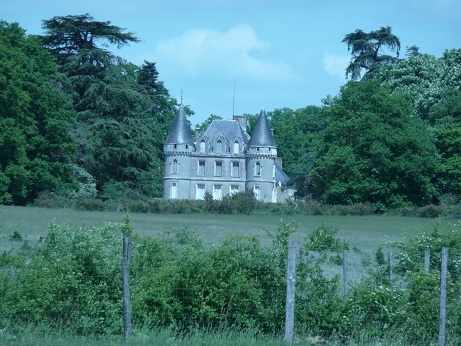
left=388, top=250, right=393, bottom=283
left=438, top=247, right=448, bottom=346
left=425, top=248, right=430, bottom=273
left=122, top=236, right=132, bottom=342
left=284, top=241, right=297, bottom=343
left=341, top=250, right=348, bottom=296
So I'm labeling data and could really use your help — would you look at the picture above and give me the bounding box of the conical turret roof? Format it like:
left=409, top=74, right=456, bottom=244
left=247, top=109, right=276, bottom=147
left=165, top=105, right=194, bottom=144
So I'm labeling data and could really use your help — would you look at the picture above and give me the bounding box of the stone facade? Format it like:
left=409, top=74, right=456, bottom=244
left=163, top=106, right=289, bottom=203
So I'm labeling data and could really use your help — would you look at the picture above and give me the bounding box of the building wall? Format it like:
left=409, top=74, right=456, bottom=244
left=163, top=119, right=287, bottom=203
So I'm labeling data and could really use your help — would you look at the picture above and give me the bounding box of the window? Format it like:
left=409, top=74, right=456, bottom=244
left=253, top=185, right=261, bottom=201
left=171, top=159, right=178, bottom=174
left=196, top=184, right=205, bottom=200
left=200, top=140, right=206, bottom=153
left=216, top=140, right=223, bottom=153
left=233, top=141, right=239, bottom=154
left=231, top=162, right=240, bottom=177
left=255, top=162, right=261, bottom=176
left=215, top=161, right=223, bottom=176
left=198, top=161, right=205, bottom=176
left=213, top=185, right=222, bottom=200
left=170, top=182, right=178, bottom=199
left=230, top=185, right=239, bottom=195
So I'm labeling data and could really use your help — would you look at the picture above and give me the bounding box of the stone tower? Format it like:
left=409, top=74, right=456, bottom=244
left=245, top=109, right=278, bottom=202
left=163, top=105, right=194, bottom=199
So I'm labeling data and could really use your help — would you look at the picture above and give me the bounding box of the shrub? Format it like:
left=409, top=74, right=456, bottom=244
left=417, top=204, right=444, bottom=218
left=332, top=203, right=376, bottom=216
left=75, top=197, right=105, bottom=211
left=304, top=224, right=349, bottom=252
left=0, top=221, right=124, bottom=335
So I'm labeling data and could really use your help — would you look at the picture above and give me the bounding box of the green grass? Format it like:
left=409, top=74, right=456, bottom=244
left=0, top=327, right=436, bottom=346
left=0, top=205, right=452, bottom=253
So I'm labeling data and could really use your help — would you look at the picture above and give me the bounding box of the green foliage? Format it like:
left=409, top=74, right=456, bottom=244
left=0, top=21, right=77, bottom=205
left=304, top=224, right=349, bottom=252
left=268, top=106, right=327, bottom=197
left=388, top=221, right=461, bottom=279
left=37, top=15, right=178, bottom=199
left=0, top=221, right=124, bottom=334
left=203, top=191, right=256, bottom=214
left=310, top=80, right=439, bottom=208
left=342, top=26, right=401, bottom=81
left=344, top=281, right=408, bottom=338
left=8, top=231, right=23, bottom=241
left=378, top=49, right=461, bottom=120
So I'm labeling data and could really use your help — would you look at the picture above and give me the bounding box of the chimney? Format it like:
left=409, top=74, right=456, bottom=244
left=233, top=115, right=247, bottom=132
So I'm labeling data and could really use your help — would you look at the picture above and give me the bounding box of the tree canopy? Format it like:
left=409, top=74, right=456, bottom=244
left=343, top=26, right=401, bottom=81
left=0, top=21, right=77, bottom=204
left=38, top=14, right=178, bottom=198
left=306, top=80, right=439, bottom=209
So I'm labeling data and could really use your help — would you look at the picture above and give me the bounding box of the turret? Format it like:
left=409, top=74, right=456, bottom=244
left=163, top=105, right=194, bottom=199
left=246, top=109, right=278, bottom=202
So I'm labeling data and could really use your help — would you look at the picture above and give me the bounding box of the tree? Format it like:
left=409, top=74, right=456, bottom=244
left=197, top=114, right=223, bottom=132
left=309, top=80, right=438, bottom=209
left=430, top=89, right=461, bottom=196
left=39, top=13, right=140, bottom=73
left=269, top=106, right=327, bottom=197
left=342, top=26, right=401, bottom=81
left=39, top=14, right=178, bottom=198
left=0, top=21, right=76, bottom=204
left=377, top=49, right=461, bottom=120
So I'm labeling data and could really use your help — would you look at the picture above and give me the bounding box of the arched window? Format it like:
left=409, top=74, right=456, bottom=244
left=200, top=140, right=206, bottom=153
left=255, top=161, right=261, bottom=176
left=233, top=140, right=239, bottom=154
left=216, top=140, right=223, bottom=153
left=171, top=159, right=178, bottom=174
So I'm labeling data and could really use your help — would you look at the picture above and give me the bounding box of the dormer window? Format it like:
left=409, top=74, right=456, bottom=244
left=233, top=141, right=239, bottom=154
left=216, top=140, right=223, bottom=154
left=200, top=140, right=206, bottom=153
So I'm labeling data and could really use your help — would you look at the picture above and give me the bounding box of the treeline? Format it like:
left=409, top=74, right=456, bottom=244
left=1, top=17, right=460, bottom=211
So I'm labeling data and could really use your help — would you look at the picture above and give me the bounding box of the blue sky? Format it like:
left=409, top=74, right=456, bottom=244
left=2, top=0, right=460, bottom=126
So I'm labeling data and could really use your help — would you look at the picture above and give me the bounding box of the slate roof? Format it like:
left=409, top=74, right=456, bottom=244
left=203, top=120, right=250, bottom=144
left=247, top=109, right=276, bottom=147
left=165, top=105, right=194, bottom=145
left=275, top=165, right=289, bottom=184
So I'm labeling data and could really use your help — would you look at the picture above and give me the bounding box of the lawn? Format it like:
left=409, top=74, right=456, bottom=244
left=0, top=205, right=451, bottom=252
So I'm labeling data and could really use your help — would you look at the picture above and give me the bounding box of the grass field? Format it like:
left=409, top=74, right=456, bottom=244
left=0, top=205, right=452, bottom=252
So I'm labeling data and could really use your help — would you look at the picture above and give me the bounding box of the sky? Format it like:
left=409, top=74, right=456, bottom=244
left=2, top=0, right=460, bottom=127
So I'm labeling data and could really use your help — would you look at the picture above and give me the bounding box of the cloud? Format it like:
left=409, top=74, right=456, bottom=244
left=154, top=24, right=294, bottom=84
left=322, top=53, right=350, bottom=80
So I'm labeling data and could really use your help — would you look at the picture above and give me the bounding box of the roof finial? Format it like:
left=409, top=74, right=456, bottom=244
left=180, top=89, right=183, bottom=105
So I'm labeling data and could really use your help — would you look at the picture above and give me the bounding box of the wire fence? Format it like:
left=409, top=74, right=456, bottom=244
left=1, top=228, right=460, bottom=345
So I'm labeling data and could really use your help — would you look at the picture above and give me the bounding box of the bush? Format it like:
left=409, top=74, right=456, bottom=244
left=417, top=204, right=444, bottom=218
left=332, top=203, right=376, bottom=216
left=75, top=197, right=105, bottom=211
left=304, top=224, right=349, bottom=252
